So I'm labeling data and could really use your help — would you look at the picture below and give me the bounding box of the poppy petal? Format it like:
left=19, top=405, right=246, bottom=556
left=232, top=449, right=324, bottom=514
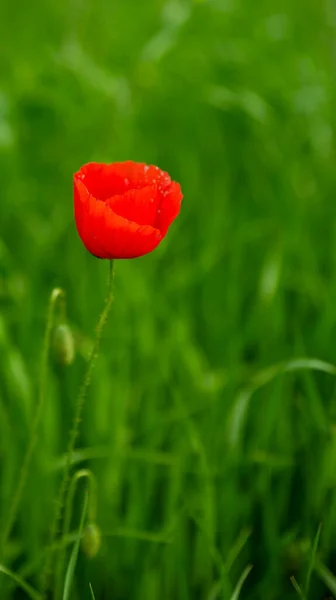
left=154, top=181, right=183, bottom=235
left=74, top=178, right=107, bottom=257
left=106, top=184, right=159, bottom=227
left=102, top=207, right=162, bottom=259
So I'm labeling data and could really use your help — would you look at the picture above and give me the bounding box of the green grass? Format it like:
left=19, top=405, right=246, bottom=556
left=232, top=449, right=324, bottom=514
left=1, top=0, right=336, bottom=598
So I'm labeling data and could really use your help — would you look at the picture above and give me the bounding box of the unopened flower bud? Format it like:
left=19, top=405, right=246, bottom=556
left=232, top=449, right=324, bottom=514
left=53, top=324, right=75, bottom=365
left=81, top=523, right=101, bottom=558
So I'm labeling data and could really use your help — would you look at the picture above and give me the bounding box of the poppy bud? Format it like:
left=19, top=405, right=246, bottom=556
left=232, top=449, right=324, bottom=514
left=81, top=522, right=101, bottom=559
left=53, top=323, right=75, bottom=366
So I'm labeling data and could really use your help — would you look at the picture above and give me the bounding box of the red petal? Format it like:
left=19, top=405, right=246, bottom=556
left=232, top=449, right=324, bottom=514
left=78, top=161, right=171, bottom=201
left=154, top=181, right=183, bottom=235
left=74, top=179, right=107, bottom=257
left=106, top=184, right=159, bottom=226
left=102, top=207, right=163, bottom=259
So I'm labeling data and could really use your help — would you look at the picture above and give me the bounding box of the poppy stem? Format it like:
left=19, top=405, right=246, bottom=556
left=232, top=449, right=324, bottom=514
left=0, top=287, right=65, bottom=558
left=41, top=260, right=115, bottom=598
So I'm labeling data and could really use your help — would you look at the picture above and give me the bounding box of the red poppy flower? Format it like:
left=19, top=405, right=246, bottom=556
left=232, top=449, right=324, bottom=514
left=74, top=161, right=183, bottom=259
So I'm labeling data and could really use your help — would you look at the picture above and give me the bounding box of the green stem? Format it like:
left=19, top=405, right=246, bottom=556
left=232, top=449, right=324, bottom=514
left=54, top=469, right=97, bottom=600
left=0, top=288, right=65, bottom=557
left=41, top=260, right=114, bottom=597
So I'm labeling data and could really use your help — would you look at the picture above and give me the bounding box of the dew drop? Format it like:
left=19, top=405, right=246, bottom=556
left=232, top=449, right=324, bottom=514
left=144, top=165, right=149, bottom=173
left=124, top=178, right=129, bottom=185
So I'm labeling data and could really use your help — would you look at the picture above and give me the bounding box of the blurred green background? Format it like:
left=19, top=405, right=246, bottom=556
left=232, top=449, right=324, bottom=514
left=1, top=0, right=336, bottom=598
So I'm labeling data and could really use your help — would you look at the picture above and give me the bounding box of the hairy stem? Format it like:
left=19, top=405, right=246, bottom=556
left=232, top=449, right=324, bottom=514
left=41, top=260, right=114, bottom=597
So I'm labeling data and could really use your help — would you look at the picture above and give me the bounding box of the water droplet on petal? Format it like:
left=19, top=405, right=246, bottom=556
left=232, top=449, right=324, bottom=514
left=124, top=178, right=129, bottom=185
left=144, top=165, right=149, bottom=173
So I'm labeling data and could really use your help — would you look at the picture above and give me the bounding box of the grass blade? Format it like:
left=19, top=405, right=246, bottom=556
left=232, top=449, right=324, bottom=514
left=314, top=559, right=336, bottom=596
left=0, top=564, right=42, bottom=600
left=290, top=576, right=306, bottom=599
left=304, top=523, right=322, bottom=597
left=228, top=565, right=253, bottom=600
left=225, top=528, right=252, bottom=571
left=89, top=582, right=96, bottom=600
left=62, top=490, right=88, bottom=600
